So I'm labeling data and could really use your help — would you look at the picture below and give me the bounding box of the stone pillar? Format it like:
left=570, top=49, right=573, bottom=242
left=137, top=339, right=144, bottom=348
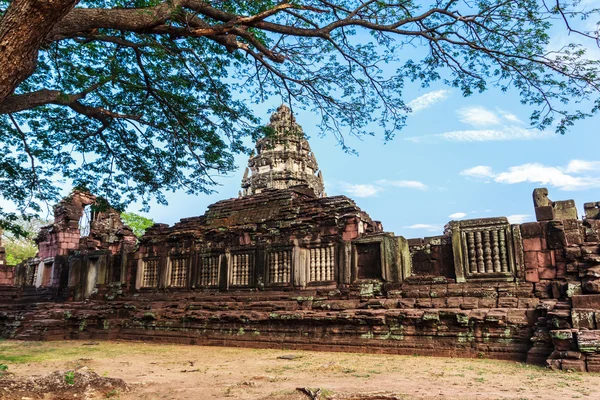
left=338, top=241, right=352, bottom=284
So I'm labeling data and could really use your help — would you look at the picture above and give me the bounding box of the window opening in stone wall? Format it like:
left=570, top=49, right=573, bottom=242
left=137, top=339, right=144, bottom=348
left=142, top=259, right=159, bottom=287
left=462, top=227, right=511, bottom=276
left=267, top=249, right=292, bottom=284
left=309, top=246, right=335, bottom=282
left=230, top=253, right=254, bottom=286
left=198, top=255, right=219, bottom=287
left=170, top=257, right=188, bottom=287
left=79, top=205, right=92, bottom=237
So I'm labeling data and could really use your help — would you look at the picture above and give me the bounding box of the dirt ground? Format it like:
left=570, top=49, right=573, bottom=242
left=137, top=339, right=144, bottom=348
left=1, top=340, right=599, bottom=399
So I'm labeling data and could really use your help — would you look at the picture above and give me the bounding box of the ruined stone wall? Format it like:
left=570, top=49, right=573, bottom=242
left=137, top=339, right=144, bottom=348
left=132, top=187, right=390, bottom=292
left=9, top=190, right=136, bottom=300
left=2, top=188, right=600, bottom=371
left=0, top=284, right=538, bottom=362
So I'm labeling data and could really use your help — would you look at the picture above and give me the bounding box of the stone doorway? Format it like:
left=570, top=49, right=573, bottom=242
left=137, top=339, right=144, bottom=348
left=356, top=243, right=381, bottom=279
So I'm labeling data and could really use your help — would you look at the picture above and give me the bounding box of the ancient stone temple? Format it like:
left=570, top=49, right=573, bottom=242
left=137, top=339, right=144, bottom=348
left=241, top=105, right=326, bottom=197
left=2, top=107, right=600, bottom=372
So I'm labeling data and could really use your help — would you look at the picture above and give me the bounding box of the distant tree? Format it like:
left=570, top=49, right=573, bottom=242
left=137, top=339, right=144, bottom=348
left=0, top=1, right=599, bottom=234
left=1, top=218, right=50, bottom=265
left=120, top=212, right=154, bottom=238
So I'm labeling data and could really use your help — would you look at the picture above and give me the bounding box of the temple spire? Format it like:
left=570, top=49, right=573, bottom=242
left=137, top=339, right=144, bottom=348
left=241, top=105, right=326, bottom=197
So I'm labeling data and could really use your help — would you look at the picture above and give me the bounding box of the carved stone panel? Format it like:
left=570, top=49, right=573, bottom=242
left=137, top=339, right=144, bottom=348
left=266, top=248, right=293, bottom=285
left=197, top=254, right=220, bottom=287
left=450, top=218, right=516, bottom=282
left=229, top=252, right=254, bottom=287
left=169, top=257, right=188, bottom=288
left=142, top=258, right=159, bottom=288
left=308, top=245, right=335, bottom=283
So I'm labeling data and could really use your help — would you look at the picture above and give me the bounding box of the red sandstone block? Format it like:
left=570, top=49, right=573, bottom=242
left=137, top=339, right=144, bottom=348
left=460, top=297, right=478, bottom=310
left=344, top=223, right=357, bottom=231
left=525, top=267, right=540, bottom=283
left=565, top=231, right=583, bottom=245
left=538, top=267, right=557, bottom=280
left=535, top=206, right=555, bottom=221
left=586, top=355, right=600, bottom=372
left=431, top=298, right=446, bottom=308
left=478, top=298, right=497, bottom=309
left=398, top=298, right=416, bottom=308
left=415, top=298, right=433, bottom=308
left=468, top=309, right=487, bottom=321
left=498, top=297, right=518, bottom=308
left=446, top=297, right=462, bottom=308
left=520, top=222, right=543, bottom=238
left=506, top=309, right=530, bottom=325
left=524, top=251, right=539, bottom=270
left=446, top=284, right=464, bottom=297
left=523, top=238, right=542, bottom=252
left=560, top=359, right=587, bottom=372
left=537, top=251, right=554, bottom=269
left=556, top=262, right=567, bottom=278
left=572, top=295, right=600, bottom=309
left=342, top=231, right=357, bottom=241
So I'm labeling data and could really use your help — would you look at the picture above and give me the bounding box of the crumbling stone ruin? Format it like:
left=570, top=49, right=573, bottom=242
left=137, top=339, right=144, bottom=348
left=241, top=105, right=326, bottom=197
left=1, top=106, right=600, bottom=372
left=7, top=190, right=136, bottom=300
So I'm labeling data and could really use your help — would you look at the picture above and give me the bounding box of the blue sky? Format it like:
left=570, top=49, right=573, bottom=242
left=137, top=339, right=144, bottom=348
left=3, top=5, right=598, bottom=241
left=128, top=12, right=600, bottom=240
left=131, top=84, right=600, bottom=239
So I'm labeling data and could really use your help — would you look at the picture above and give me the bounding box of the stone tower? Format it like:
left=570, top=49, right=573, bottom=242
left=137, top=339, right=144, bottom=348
left=241, top=105, right=326, bottom=197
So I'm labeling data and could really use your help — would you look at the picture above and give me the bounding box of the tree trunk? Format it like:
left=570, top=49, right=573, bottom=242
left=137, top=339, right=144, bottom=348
left=0, top=0, right=79, bottom=105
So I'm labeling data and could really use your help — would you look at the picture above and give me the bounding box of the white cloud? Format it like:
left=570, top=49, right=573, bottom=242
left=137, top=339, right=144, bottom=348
left=404, top=223, right=443, bottom=232
left=449, top=212, right=467, bottom=219
left=460, top=166, right=495, bottom=179
left=460, top=160, right=600, bottom=191
left=457, top=106, right=501, bottom=126
left=495, top=163, right=598, bottom=190
left=376, top=179, right=428, bottom=190
left=407, top=90, right=450, bottom=112
left=507, top=214, right=531, bottom=224
left=406, top=127, right=552, bottom=143
left=565, top=159, right=600, bottom=174
left=340, top=178, right=427, bottom=197
left=440, top=127, right=551, bottom=142
left=498, top=110, right=523, bottom=124
left=340, top=183, right=381, bottom=198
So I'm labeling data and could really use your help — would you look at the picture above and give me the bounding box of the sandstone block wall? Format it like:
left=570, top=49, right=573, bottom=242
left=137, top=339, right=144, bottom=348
left=1, top=187, right=600, bottom=371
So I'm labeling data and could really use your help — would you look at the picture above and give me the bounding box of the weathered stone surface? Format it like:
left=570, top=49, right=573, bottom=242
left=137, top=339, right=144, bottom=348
left=4, top=116, right=600, bottom=371
left=584, top=202, right=600, bottom=220
left=572, top=309, right=596, bottom=329
left=577, top=330, right=600, bottom=354
left=241, top=105, right=325, bottom=198
left=533, top=188, right=578, bottom=222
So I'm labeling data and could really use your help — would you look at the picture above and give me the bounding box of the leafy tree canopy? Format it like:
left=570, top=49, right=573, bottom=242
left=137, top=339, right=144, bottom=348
left=1, top=218, right=50, bottom=265
left=0, top=1, right=599, bottom=234
left=120, top=212, right=154, bottom=237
